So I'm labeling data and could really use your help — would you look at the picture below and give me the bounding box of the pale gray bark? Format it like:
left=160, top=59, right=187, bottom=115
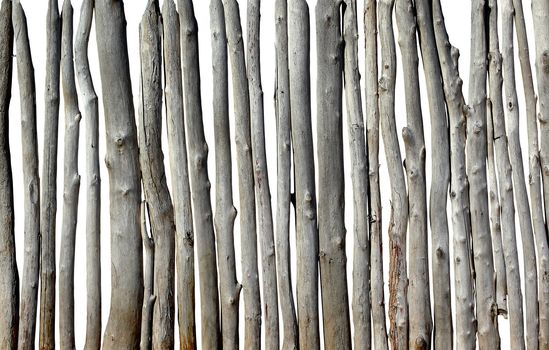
left=500, top=0, right=539, bottom=346
left=0, top=0, right=18, bottom=348
left=274, top=0, right=298, bottom=348
left=178, top=1, right=221, bottom=347
left=95, top=0, right=143, bottom=347
left=342, top=1, right=370, bottom=347
left=486, top=73, right=507, bottom=316
left=13, top=2, right=40, bottom=349
left=222, top=0, right=261, bottom=347
left=74, top=1, right=101, bottom=348
left=487, top=4, right=524, bottom=345
left=59, top=1, right=81, bottom=348
left=162, top=1, right=196, bottom=348
left=431, top=0, right=476, bottom=347
left=288, top=1, right=320, bottom=348
left=532, top=0, right=549, bottom=250
left=247, top=1, right=280, bottom=348
left=414, top=0, right=451, bottom=346
left=39, top=0, right=61, bottom=347
left=379, top=0, right=408, bottom=348
left=140, top=202, right=155, bottom=350
left=365, top=0, right=388, bottom=348
left=395, top=1, right=431, bottom=348
left=467, top=0, right=499, bottom=347
left=316, top=0, right=351, bottom=347
left=515, top=0, right=549, bottom=345
left=210, top=0, right=241, bottom=348
left=139, top=2, right=176, bottom=348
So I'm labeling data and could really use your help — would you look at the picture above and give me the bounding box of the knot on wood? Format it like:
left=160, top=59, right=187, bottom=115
left=542, top=50, right=549, bottom=74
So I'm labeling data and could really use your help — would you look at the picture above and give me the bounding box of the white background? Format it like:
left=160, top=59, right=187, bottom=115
left=9, top=0, right=531, bottom=347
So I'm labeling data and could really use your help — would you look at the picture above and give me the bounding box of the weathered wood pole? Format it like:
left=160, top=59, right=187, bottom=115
left=74, top=0, right=102, bottom=348
left=365, top=0, right=388, bottom=347
left=95, top=0, right=143, bottom=347
left=467, top=0, right=499, bottom=346
left=288, top=0, right=320, bottom=348
left=210, top=0, right=241, bottom=348
left=432, top=0, right=476, bottom=347
left=39, top=0, right=61, bottom=347
left=222, top=0, right=262, bottom=347
left=13, top=1, right=40, bottom=348
left=274, top=0, right=298, bottom=348
left=139, top=1, right=176, bottom=348
left=0, top=0, right=18, bottom=348
left=379, top=0, right=409, bottom=348
left=59, top=0, right=81, bottom=348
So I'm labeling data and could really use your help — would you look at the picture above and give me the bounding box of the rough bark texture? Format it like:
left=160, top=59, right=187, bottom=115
left=316, top=1, right=351, bottom=348
left=415, top=0, right=452, bottom=346
left=365, top=0, right=388, bottom=348
left=467, top=0, right=499, bottom=347
left=274, top=0, right=298, bottom=348
left=501, top=0, right=538, bottom=346
left=140, top=203, right=155, bottom=350
left=288, top=1, right=320, bottom=348
left=516, top=0, right=549, bottom=345
left=95, top=0, right=143, bottom=347
left=487, top=7, right=524, bottom=344
left=486, top=62, right=507, bottom=316
left=222, top=0, right=262, bottom=348
left=342, top=1, right=370, bottom=348
left=162, top=1, right=196, bottom=348
left=59, top=1, right=81, bottom=348
left=179, top=1, right=222, bottom=347
left=39, top=0, right=61, bottom=347
left=0, top=1, right=18, bottom=348
left=139, top=2, right=176, bottom=348
left=379, top=0, right=408, bottom=348
left=74, top=1, right=101, bottom=348
left=395, top=1, right=432, bottom=348
left=13, top=2, right=40, bottom=349
left=210, top=0, right=241, bottom=348
left=432, top=0, right=476, bottom=347
left=247, top=1, right=280, bottom=348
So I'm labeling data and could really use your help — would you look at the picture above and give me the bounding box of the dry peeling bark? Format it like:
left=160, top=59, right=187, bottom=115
left=379, top=0, right=408, bottom=348
left=39, top=0, right=61, bottom=347
left=316, top=0, right=351, bottom=347
left=139, top=2, right=176, bottom=348
left=467, top=0, right=499, bottom=347
left=140, top=202, right=155, bottom=350
left=162, top=1, right=196, bottom=348
left=342, top=1, right=370, bottom=348
left=365, top=0, right=388, bottom=348
left=500, top=0, right=538, bottom=346
left=414, top=0, right=451, bottom=346
left=74, top=0, right=101, bottom=348
left=395, top=0, right=432, bottom=348
left=288, top=0, right=320, bottom=348
left=432, top=0, right=476, bottom=347
left=178, top=0, right=221, bottom=347
left=515, top=0, right=549, bottom=345
left=247, top=1, right=280, bottom=348
left=95, top=0, right=143, bottom=347
left=59, top=1, right=81, bottom=348
left=274, top=0, right=298, bottom=348
left=487, top=4, right=524, bottom=344
left=210, top=0, right=241, bottom=348
left=13, top=2, right=40, bottom=349
left=0, top=0, right=18, bottom=348
left=222, top=0, right=262, bottom=347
